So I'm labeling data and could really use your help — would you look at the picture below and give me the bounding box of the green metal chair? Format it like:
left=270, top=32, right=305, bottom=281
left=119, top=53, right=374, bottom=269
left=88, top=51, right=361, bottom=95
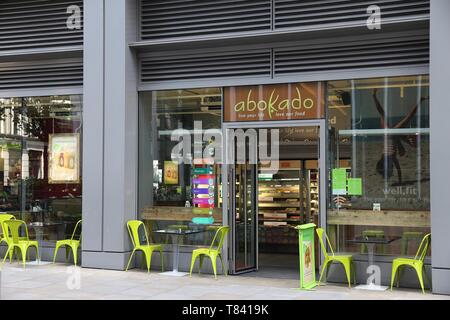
left=0, top=215, right=28, bottom=263
left=0, top=214, right=15, bottom=245
left=125, top=220, right=164, bottom=273
left=53, top=220, right=82, bottom=265
left=390, top=233, right=431, bottom=294
left=189, top=226, right=229, bottom=279
left=1, top=220, right=39, bottom=268
left=316, top=228, right=356, bottom=288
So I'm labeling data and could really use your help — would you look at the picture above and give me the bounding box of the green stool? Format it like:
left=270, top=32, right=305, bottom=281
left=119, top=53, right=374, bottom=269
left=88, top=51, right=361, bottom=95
left=360, top=230, right=386, bottom=254
left=401, top=232, right=423, bottom=256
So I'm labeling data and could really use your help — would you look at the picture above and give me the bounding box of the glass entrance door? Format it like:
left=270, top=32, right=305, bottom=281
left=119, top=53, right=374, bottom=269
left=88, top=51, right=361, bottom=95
left=230, top=161, right=258, bottom=273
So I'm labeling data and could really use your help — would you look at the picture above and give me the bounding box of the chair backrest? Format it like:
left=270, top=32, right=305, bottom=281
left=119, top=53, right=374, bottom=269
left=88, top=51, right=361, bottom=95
left=0, top=214, right=15, bottom=237
left=316, top=228, right=334, bottom=259
left=415, top=233, right=431, bottom=262
left=126, top=220, right=148, bottom=248
left=71, top=220, right=82, bottom=241
left=209, top=226, right=229, bottom=253
left=3, top=220, right=28, bottom=244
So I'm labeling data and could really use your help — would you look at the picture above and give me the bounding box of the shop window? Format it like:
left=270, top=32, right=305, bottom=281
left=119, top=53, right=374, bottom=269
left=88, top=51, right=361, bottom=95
left=139, top=88, right=223, bottom=247
left=0, top=95, right=82, bottom=246
left=327, top=75, right=430, bottom=257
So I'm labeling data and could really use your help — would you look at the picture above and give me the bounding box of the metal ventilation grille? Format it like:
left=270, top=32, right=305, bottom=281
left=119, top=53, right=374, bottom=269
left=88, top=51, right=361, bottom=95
left=0, top=0, right=83, bottom=52
left=274, top=36, right=429, bottom=76
left=0, top=59, right=83, bottom=90
left=141, top=50, right=271, bottom=83
left=274, top=0, right=430, bottom=29
left=140, top=0, right=271, bottom=41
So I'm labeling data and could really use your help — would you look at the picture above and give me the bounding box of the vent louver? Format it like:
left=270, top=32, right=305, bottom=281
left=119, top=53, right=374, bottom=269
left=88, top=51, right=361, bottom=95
left=140, top=50, right=271, bottom=83
left=274, top=0, right=430, bottom=29
left=0, top=59, right=83, bottom=90
left=0, top=0, right=83, bottom=52
left=140, top=0, right=271, bottom=41
left=274, top=36, right=429, bottom=76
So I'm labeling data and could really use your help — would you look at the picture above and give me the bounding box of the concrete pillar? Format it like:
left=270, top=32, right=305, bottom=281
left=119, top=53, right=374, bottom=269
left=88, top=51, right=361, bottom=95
left=82, top=0, right=138, bottom=270
left=430, top=0, right=450, bottom=295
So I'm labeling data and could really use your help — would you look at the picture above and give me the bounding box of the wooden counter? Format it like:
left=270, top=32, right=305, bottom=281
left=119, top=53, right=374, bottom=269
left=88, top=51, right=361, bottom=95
left=328, top=209, right=430, bottom=228
left=141, top=206, right=222, bottom=223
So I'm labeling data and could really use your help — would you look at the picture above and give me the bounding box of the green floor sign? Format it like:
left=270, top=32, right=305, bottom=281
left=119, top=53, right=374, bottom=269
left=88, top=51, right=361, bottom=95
left=295, top=223, right=317, bottom=290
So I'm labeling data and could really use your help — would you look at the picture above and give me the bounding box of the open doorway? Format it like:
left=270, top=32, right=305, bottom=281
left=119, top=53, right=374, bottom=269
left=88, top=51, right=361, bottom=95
left=257, top=127, right=320, bottom=279
left=227, top=124, right=322, bottom=279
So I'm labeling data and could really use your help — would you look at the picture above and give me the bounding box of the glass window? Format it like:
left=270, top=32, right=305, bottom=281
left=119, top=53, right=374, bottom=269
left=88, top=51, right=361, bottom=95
left=327, top=76, right=430, bottom=257
left=0, top=95, right=82, bottom=246
left=139, top=88, right=223, bottom=247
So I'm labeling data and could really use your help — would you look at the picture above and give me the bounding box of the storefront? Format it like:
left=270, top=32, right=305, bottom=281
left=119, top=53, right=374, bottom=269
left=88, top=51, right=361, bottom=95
left=137, top=76, right=430, bottom=284
left=2, top=0, right=449, bottom=296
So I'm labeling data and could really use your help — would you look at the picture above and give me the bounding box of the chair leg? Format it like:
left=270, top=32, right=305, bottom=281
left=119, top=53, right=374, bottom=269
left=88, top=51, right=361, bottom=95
left=53, top=243, right=61, bottom=263
left=343, top=261, right=352, bottom=288
left=125, top=249, right=136, bottom=271
left=210, top=254, right=218, bottom=279
left=189, top=253, right=198, bottom=277
left=20, top=247, right=26, bottom=269
left=414, top=265, right=425, bottom=294
left=1, top=246, right=11, bottom=268
left=145, top=251, right=152, bottom=273
left=71, top=245, right=78, bottom=266
left=318, top=259, right=330, bottom=286
left=390, top=263, right=399, bottom=291
left=352, top=261, right=357, bottom=285
left=219, top=254, right=227, bottom=276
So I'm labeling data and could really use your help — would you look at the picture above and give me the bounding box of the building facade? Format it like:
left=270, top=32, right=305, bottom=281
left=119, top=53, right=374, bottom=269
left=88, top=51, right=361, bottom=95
left=0, top=0, right=449, bottom=295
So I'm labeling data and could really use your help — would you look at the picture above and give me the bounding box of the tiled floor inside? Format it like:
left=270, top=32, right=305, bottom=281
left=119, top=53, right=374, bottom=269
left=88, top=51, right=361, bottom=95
left=1, top=263, right=449, bottom=300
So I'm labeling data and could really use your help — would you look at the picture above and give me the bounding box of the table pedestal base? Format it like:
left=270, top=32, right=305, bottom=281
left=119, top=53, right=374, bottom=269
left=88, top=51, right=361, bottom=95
left=160, top=271, right=189, bottom=277
left=26, top=260, right=53, bottom=266
left=354, top=284, right=389, bottom=291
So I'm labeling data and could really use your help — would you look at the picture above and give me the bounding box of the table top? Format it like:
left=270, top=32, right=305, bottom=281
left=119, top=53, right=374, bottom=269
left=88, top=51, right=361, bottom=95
left=153, top=229, right=203, bottom=236
left=346, top=236, right=401, bottom=245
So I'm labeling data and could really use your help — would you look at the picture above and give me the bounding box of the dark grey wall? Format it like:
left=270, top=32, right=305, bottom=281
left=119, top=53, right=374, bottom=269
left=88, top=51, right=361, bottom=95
left=430, top=0, right=450, bottom=295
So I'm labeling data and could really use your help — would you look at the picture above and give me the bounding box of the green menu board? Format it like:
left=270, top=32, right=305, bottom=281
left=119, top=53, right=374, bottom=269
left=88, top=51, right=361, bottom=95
left=347, top=178, right=362, bottom=196
left=295, top=223, right=317, bottom=290
left=332, top=168, right=347, bottom=195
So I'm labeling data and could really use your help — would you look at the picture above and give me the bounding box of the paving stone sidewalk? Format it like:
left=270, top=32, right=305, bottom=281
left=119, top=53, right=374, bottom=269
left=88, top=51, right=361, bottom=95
left=0, top=263, right=448, bottom=300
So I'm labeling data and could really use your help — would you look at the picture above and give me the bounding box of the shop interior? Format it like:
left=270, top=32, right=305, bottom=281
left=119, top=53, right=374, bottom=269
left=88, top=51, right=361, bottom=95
left=232, top=126, right=320, bottom=278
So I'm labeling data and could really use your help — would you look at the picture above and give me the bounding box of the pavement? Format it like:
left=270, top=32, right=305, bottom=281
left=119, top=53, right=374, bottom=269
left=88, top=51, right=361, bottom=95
left=0, top=263, right=449, bottom=300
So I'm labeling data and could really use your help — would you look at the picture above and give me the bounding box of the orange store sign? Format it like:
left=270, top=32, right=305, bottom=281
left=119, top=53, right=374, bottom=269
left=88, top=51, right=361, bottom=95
left=224, top=82, right=325, bottom=122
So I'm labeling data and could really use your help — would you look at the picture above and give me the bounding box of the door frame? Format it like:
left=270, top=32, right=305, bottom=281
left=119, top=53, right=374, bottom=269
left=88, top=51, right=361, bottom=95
left=222, top=119, right=327, bottom=274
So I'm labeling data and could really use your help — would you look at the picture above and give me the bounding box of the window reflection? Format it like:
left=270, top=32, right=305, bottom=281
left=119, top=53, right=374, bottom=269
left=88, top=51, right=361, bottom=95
left=327, top=76, right=430, bottom=257
left=0, top=95, right=82, bottom=245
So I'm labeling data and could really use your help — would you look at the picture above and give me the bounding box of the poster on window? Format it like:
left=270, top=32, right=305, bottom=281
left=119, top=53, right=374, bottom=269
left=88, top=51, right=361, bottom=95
left=164, top=161, right=179, bottom=185
left=48, top=133, right=80, bottom=184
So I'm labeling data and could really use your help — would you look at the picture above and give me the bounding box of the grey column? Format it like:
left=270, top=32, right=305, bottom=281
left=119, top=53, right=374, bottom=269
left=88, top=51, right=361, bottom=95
left=82, top=0, right=138, bottom=270
left=430, top=0, right=450, bottom=295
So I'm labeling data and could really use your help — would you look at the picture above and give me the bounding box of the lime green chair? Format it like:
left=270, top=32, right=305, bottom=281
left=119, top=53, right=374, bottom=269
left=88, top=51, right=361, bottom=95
left=125, top=220, right=164, bottom=272
left=189, top=226, right=229, bottom=279
left=0, top=215, right=28, bottom=262
left=316, top=228, right=355, bottom=288
left=53, top=220, right=82, bottom=265
left=390, top=233, right=431, bottom=294
left=1, top=220, right=39, bottom=268
left=0, top=214, right=15, bottom=245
